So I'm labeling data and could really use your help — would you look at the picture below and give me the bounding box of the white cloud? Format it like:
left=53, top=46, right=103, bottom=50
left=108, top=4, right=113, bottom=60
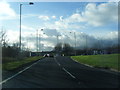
left=42, top=2, right=118, bottom=32
left=52, top=16, right=56, bottom=19
left=6, top=28, right=118, bottom=52
left=43, top=29, right=60, bottom=36
left=35, top=2, right=118, bottom=51
left=60, top=16, right=63, bottom=21
left=81, top=3, right=118, bottom=26
left=6, top=30, right=19, bottom=43
left=58, top=3, right=118, bottom=27
left=56, top=21, right=68, bottom=29
left=108, top=0, right=119, bottom=2
left=105, top=31, right=118, bottom=39
left=0, top=1, right=16, bottom=20
left=21, top=25, right=34, bottom=31
left=66, top=13, right=85, bottom=23
left=42, top=41, right=55, bottom=48
left=38, top=15, right=50, bottom=21
left=4, top=2, right=118, bottom=51
left=28, top=42, right=36, bottom=50
left=6, top=28, right=36, bottom=44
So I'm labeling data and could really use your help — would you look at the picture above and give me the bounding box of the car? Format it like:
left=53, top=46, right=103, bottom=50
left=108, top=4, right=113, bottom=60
left=43, top=54, right=49, bottom=57
left=49, top=54, right=54, bottom=57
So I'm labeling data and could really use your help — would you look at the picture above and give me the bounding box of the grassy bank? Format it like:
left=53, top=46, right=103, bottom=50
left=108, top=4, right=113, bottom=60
left=3, top=56, right=43, bottom=71
left=71, top=54, right=119, bottom=71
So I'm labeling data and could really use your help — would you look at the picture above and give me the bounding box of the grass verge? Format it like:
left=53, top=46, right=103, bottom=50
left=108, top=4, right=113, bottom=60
left=71, top=54, right=119, bottom=71
left=3, top=56, right=43, bottom=71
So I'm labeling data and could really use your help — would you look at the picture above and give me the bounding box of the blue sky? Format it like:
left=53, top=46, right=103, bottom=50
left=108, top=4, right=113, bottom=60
left=5, top=2, right=88, bottom=29
left=0, top=1, right=118, bottom=51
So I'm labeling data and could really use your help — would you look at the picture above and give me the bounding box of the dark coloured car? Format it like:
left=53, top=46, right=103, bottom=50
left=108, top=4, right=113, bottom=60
left=49, top=54, right=54, bottom=57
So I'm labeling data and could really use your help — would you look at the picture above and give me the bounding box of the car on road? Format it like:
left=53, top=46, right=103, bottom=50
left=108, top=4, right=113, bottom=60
left=49, top=53, right=54, bottom=57
left=43, top=53, right=54, bottom=58
left=43, top=54, right=49, bottom=57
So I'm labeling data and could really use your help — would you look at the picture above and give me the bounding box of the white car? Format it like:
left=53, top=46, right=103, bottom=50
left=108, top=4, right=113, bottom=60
left=43, top=54, right=49, bottom=57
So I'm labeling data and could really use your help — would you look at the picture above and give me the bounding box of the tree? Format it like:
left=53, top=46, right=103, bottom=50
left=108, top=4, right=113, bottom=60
left=0, top=30, right=8, bottom=47
left=54, top=43, right=73, bottom=56
left=54, top=43, right=62, bottom=52
left=62, top=43, right=74, bottom=56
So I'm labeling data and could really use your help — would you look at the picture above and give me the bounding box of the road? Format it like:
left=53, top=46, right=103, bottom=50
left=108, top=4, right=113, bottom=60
left=2, top=56, right=119, bottom=88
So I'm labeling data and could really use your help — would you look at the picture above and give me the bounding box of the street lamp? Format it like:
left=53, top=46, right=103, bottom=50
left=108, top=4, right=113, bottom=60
left=83, top=34, right=88, bottom=55
left=85, top=35, right=87, bottom=55
left=36, top=29, right=38, bottom=53
left=19, top=2, right=34, bottom=51
left=70, top=32, right=76, bottom=56
left=29, top=2, right=34, bottom=5
left=39, top=29, right=45, bottom=52
left=57, top=35, right=61, bottom=45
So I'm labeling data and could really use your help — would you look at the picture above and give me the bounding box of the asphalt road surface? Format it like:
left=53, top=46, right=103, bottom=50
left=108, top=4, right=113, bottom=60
left=2, top=56, right=119, bottom=88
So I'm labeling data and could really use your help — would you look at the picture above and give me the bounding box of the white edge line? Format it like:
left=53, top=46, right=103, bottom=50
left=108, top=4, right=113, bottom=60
left=0, top=59, right=40, bottom=85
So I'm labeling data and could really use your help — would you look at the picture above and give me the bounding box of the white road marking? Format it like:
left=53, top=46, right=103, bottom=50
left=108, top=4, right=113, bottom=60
left=54, top=57, right=84, bottom=85
left=0, top=59, right=41, bottom=85
left=54, top=58, right=61, bottom=66
left=62, top=68, right=76, bottom=79
left=54, top=57, right=76, bottom=79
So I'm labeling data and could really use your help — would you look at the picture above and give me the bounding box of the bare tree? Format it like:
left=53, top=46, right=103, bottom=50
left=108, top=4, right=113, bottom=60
left=0, top=29, right=8, bottom=47
left=54, top=43, right=73, bottom=56
left=54, top=43, right=63, bottom=52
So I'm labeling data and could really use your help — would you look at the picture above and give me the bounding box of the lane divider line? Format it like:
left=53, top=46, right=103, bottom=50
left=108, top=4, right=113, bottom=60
left=54, top=57, right=76, bottom=79
left=62, top=67, right=76, bottom=79
left=0, top=59, right=41, bottom=85
left=54, top=57, right=61, bottom=66
left=54, top=57, right=85, bottom=86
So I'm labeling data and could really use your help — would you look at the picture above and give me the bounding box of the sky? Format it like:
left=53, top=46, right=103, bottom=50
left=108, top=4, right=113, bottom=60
left=0, top=0, right=119, bottom=51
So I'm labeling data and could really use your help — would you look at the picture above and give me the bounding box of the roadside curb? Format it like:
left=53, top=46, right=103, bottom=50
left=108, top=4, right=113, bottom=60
left=70, top=57, right=120, bottom=73
left=71, top=57, right=94, bottom=68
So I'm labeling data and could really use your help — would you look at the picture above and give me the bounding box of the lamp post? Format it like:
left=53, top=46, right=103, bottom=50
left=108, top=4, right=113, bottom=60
left=64, top=35, right=70, bottom=45
left=57, top=35, right=61, bottom=45
left=19, top=2, right=34, bottom=51
left=86, top=34, right=87, bottom=55
left=36, top=29, right=38, bottom=53
left=70, top=32, right=76, bottom=56
left=56, top=35, right=61, bottom=55
left=39, top=29, right=45, bottom=52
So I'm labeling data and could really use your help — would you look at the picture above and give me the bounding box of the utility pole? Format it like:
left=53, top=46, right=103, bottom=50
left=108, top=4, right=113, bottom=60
left=70, top=32, right=76, bottom=56
left=65, top=35, right=70, bottom=45
left=57, top=35, right=59, bottom=45
left=57, top=35, right=61, bottom=45
left=39, top=29, right=44, bottom=52
left=19, top=4, right=22, bottom=51
left=39, top=33, right=41, bottom=52
left=86, top=35, right=87, bottom=55
left=36, top=29, right=38, bottom=55
left=74, top=32, right=77, bottom=56
left=19, top=2, right=34, bottom=51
